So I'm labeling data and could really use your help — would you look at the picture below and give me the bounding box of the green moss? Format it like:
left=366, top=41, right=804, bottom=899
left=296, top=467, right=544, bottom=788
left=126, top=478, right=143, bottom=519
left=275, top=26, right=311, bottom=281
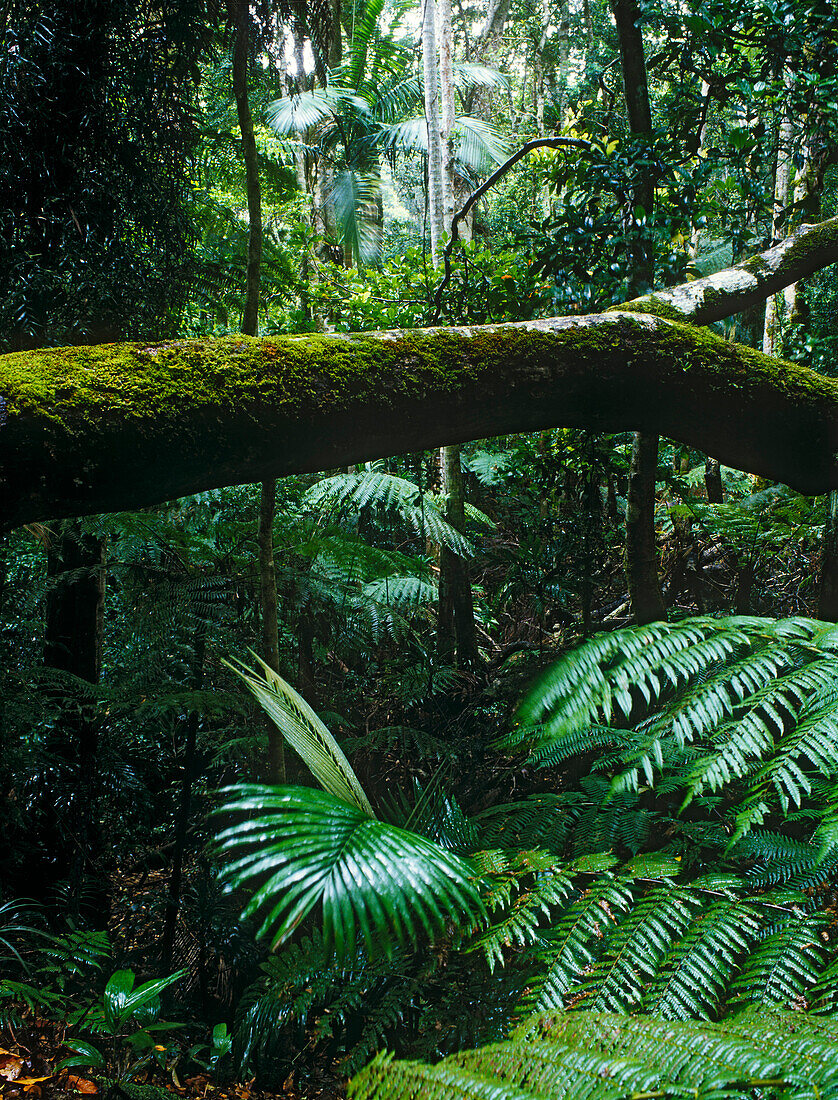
left=607, top=296, right=689, bottom=322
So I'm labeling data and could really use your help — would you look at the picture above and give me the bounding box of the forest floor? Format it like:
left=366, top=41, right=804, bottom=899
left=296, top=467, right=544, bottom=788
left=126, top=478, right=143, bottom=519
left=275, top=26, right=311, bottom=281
left=1, top=1025, right=346, bottom=1100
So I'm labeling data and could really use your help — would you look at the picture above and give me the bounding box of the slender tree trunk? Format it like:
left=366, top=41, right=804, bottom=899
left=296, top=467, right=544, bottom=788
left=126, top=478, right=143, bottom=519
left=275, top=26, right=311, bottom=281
left=625, top=432, right=665, bottom=622
left=704, top=457, right=723, bottom=503
left=161, top=624, right=205, bottom=971
left=259, top=479, right=286, bottom=781
left=423, top=0, right=444, bottom=266
left=231, top=4, right=285, bottom=772
left=819, top=490, right=838, bottom=621
left=231, top=0, right=261, bottom=338
left=38, top=523, right=106, bottom=915
left=763, top=108, right=794, bottom=356
left=438, top=0, right=456, bottom=228
left=437, top=444, right=479, bottom=665
left=613, top=0, right=664, bottom=623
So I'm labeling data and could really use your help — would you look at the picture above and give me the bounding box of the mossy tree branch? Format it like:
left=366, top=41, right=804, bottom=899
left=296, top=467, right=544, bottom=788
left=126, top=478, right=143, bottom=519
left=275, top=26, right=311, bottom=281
left=616, top=214, right=838, bottom=325
left=2, top=309, right=838, bottom=531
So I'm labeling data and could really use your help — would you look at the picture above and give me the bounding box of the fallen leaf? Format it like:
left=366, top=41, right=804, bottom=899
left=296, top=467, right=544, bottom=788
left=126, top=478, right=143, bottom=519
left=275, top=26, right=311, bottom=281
left=0, top=1054, right=23, bottom=1081
left=16, top=1077, right=54, bottom=1085
left=65, top=1075, right=99, bottom=1094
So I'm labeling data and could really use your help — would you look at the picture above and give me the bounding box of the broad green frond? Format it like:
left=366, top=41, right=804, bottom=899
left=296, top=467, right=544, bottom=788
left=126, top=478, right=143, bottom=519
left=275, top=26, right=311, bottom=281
left=266, top=90, right=339, bottom=134
left=351, top=1009, right=837, bottom=1100
left=452, top=63, right=510, bottom=92
left=328, top=169, right=382, bottom=264
left=215, top=785, right=485, bottom=960
left=454, top=117, right=510, bottom=172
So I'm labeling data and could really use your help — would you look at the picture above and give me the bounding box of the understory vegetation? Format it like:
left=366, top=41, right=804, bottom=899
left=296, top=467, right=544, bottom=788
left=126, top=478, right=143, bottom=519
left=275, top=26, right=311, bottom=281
left=2, top=0, right=838, bottom=1097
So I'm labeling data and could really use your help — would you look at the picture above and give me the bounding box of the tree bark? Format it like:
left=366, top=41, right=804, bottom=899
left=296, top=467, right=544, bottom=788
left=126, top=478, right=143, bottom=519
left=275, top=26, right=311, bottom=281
left=612, top=0, right=662, bottom=622
left=437, top=444, right=478, bottom=666
left=423, top=0, right=444, bottom=266
left=35, top=523, right=106, bottom=913
left=230, top=0, right=261, bottom=338
left=621, top=213, right=838, bottom=325
left=5, top=307, right=838, bottom=529
left=160, top=623, right=205, bottom=971
left=258, top=479, right=286, bottom=781
left=704, top=457, right=723, bottom=503
left=819, top=490, right=838, bottom=622
left=624, top=432, right=665, bottom=622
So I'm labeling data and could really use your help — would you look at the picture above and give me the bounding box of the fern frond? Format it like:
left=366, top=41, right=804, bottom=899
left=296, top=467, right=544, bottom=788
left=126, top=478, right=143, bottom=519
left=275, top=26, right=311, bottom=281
left=522, top=879, right=635, bottom=1014
left=728, top=912, right=828, bottom=1009
left=305, top=471, right=474, bottom=556
left=646, top=897, right=764, bottom=1019
left=352, top=1009, right=836, bottom=1100
left=577, top=885, right=700, bottom=1013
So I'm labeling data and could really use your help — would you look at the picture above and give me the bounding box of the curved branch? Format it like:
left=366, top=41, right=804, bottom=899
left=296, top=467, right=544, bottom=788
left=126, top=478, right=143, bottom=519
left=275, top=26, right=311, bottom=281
left=430, top=137, right=593, bottom=322
left=617, top=215, right=838, bottom=324
left=2, top=312, right=838, bottom=531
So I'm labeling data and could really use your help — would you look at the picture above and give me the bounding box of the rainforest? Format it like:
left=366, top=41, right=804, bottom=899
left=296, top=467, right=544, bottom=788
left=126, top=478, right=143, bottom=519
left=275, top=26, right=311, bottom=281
left=2, top=0, right=838, bottom=1098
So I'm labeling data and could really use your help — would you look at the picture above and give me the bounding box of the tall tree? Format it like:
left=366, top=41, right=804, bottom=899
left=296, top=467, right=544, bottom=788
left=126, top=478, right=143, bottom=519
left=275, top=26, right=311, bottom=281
left=612, top=0, right=665, bottom=624
left=228, top=0, right=286, bottom=777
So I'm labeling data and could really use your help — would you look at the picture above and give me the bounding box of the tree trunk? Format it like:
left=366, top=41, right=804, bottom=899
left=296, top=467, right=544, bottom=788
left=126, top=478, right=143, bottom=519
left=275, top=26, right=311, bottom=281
left=624, top=431, right=665, bottom=623
left=437, top=444, right=478, bottom=666
left=36, top=523, right=106, bottom=914
left=160, top=623, right=205, bottom=971
left=231, top=5, right=285, bottom=774
left=763, top=110, right=794, bottom=356
left=437, top=0, right=456, bottom=229
left=819, top=490, right=838, bottom=621
left=612, top=0, right=663, bottom=622
left=258, top=479, right=286, bottom=782
left=423, top=0, right=444, bottom=266
left=704, top=457, right=723, bottom=503
left=231, top=0, right=261, bottom=338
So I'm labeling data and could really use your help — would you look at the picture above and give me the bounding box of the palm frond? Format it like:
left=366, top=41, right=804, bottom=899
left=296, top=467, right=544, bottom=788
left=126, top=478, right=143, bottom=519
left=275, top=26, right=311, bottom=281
left=214, top=785, right=485, bottom=960
left=226, top=656, right=374, bottom=815
left=328, top=169, right=382, bottom=264
left=454, top=116, right=509, bottom=172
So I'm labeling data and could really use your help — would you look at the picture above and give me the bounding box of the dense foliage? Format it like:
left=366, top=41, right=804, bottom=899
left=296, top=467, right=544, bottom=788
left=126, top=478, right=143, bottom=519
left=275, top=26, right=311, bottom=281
left=2, top=0, right=838, bottom=1097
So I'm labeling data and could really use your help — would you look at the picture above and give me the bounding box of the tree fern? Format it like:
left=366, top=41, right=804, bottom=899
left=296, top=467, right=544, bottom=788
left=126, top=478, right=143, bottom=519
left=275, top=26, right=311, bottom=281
left=305, top=470, right=476, bottom=557
left=506, top=617, right=838, bottom=844
left=350, top=1008, right=838, bottom=1100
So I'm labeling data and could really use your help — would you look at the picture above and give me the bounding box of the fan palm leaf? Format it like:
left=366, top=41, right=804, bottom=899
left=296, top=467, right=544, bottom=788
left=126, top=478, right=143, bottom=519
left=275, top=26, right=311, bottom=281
left=215, top=785, right=485, bottom=960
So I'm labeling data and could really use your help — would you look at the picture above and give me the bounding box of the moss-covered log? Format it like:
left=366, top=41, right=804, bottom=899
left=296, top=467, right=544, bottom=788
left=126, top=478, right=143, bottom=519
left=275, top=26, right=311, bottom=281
left=617, top=215, right=838, bottom=325
left=2, top=311, right=838, bottom=530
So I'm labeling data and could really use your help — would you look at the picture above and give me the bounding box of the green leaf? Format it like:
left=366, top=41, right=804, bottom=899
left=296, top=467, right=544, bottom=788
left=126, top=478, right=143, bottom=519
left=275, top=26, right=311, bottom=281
left=226, top=657, right=375, bottom=816
left=215, top=785, right=485, bottom=961
left=103, top=969, right=135, bottom=1031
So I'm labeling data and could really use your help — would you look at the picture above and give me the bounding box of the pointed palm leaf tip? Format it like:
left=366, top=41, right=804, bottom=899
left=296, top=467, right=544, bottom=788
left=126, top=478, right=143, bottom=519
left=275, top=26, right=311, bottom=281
left=215, top=786, right=485, bottom=961
left=225, top=655, right=374, bottom=815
